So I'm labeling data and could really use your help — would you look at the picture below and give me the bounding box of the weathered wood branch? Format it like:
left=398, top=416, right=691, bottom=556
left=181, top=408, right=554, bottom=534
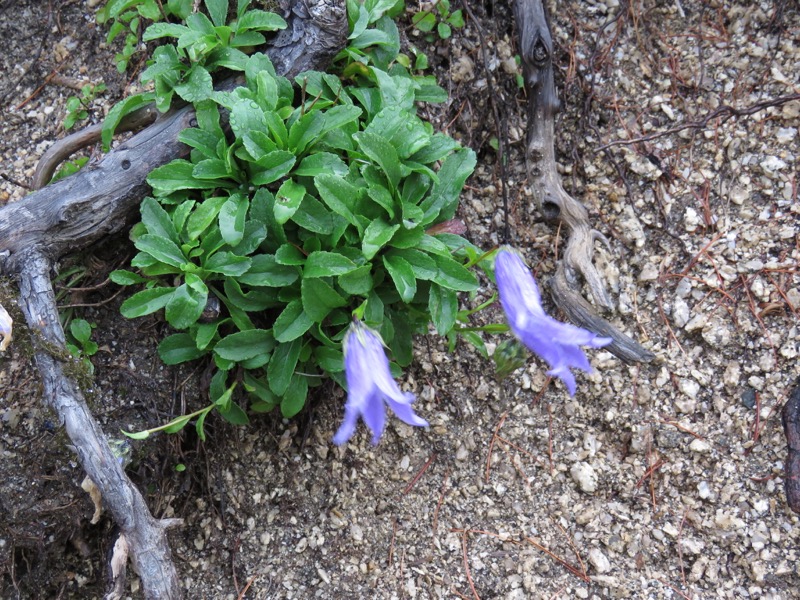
left=782, top=377, right=800, bottom=513
left=17, top=249, right=184, bottom=599
left=514, top=0, right=653, bottom=363
left=0, top=0, right=347, bottom=598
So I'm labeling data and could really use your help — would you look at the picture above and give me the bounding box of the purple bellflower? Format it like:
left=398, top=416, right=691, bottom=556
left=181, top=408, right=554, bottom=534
left=334, top=320, right=429, bottom=446
left=495, top=248, right=612, bottom=396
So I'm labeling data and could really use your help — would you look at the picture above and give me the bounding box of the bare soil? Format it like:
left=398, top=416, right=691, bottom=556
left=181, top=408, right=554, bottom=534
left=0, top=0, right=799, bottom=599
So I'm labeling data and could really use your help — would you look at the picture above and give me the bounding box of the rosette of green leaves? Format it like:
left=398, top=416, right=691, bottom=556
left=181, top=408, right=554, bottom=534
left=101, top=0, right=286, bottom=148
left=113, top=51, right=477, bottom=427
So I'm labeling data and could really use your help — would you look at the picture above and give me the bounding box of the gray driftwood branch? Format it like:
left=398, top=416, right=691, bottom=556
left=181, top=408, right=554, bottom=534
left=514, top=0, right=654, bottom=363
left=0, top=1, right=347, bottom=598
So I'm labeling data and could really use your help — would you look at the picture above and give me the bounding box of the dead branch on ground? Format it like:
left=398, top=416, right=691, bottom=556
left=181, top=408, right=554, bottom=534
left=0, top=1, right=347, bottom=598
left=514, top=0, right=654, bottom=363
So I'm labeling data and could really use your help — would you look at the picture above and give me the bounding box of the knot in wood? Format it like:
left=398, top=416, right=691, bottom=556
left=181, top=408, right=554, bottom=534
left=532, top=39, right=549, bottom=65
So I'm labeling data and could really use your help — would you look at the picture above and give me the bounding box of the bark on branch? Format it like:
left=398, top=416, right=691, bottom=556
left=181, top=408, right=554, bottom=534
left=0, top=0, right=347, bottom=597
left=514, top=0, right=653, bottom=363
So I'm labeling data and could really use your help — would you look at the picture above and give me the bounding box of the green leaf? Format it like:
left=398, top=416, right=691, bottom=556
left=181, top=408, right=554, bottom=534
left=195, top=318, right=227, bottom=350
left=142, top=21, right=191, bottom=40
left=206, top=46, right=249, bottom=71
left=429, top=285, right=457, bottom=334
left=230, top=96, right=267, bottom=140
left=242, top=130, right=276, bottom=161
left=147, top=159, right=223, bottom=194
left=255, top=71, right=278, bottom=111
left=101, top=92, right=154, bottom=149
left=273, top=300, right=313, bottom=342
left=220, top=402, right=250, bottom=425
left=243, top=371, right=278, bottom=407
left=110, top=269, right=148, bottom=286
left=409, top=132, right=459, bottom=164
left=280, top=374, right=308, bottom=418
left=431, top=254, right=478, bottom=291
left=372, top=67, right=414, bottom=110
left=223, top=279, right=278, bottom=311
left=314, top=346, right=344, bottom=373
left=187, top=196, right=228, bottom=240
left=273, top=179, right=306, bottom=224
left=174, top=66, right=214, bottom=103
left=275, top=244, right=307, bottom=265
left=420, top=148, right=476, bottom=224
left=134, top=234, right=187, bottom=269
left=219, top=193, right=249, bottom=245
left=437, top=21, right=451, bottom=39
left=389, top=248, right=437, bottom=279
left=238, top=254, right=298, bottom=287
left=214, top=329, right=275, bottom=361
left=362, top=219, right=400, bottom=260
left=237, top=9, right=287, bottom=32
left=411, top=10, right=436, bottom=31
left=159, top=333, right=207, bottom=364
left=120, top=287, right=175, bottom=318
left=383, top=255, right=416, bottom=302
left=70, top=319, right=92, bottom=345
left=353, top=131, right=400, bottom=190
left=304, top=251, right=358, bottom=278
left=204, top=251, right=251, bottom=276
left=250, top=150, right=295, bottom=185
left=314, top=174, right=360, bottom=229
left=165, top=282, right=207, bottom=329
left=338, top=265, right=373, bottom=295
left=204, top=0, right=228, bottom=27
left=288, top=110, right=324, bottom=155
left=192, top=158, right=231, bottom=180
left=291, top=196, right=333, bottom=235
left=122, top=428, right=152, bottom=440
left=366, top=182, right=395, bottom=219
left=301, top=278, right=347, bottom=322
left=267, top=338, right=302, bottom=396
left=294, top=152, right=348, bottom=177
left=365, top=106, right=430, bottom=158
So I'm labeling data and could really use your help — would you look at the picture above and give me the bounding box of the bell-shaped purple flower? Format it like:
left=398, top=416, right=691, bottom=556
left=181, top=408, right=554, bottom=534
left=495, top=249, right=612, bottom=396
left=334, top=320, right=428, bottom=446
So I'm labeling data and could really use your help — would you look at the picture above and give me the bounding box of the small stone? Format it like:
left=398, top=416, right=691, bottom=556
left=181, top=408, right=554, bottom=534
left=679, top=378, right=700, bottom=399
left=741, top=388, right=756, bottom=409
left=723, top=361, right=740, bottom=389
left=672, top=297, right=690, bottom=328
left=684, top=313, right=707, bottom=332
left=775, top=127, right=797, bottom=144
left=760, top=155, right=786, bottom=177
left=638, top=262, right=659, bottom=282
left=698, top=481, right=713, bottom=500
left=689, top=438, right=711, bottom=453
left=588, top=547, right=611, bottom=573
left=570, top=462, right=598, bottom=494
left=351, top=524, right=364, bottom=542
left=683, top=206, right=701, bottom=232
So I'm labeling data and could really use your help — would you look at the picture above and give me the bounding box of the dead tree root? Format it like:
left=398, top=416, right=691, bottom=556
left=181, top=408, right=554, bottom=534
left=514, top=0, right=653, bottom=364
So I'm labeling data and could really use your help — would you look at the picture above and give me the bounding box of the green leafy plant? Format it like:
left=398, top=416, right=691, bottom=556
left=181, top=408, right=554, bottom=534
left=101, top=0, right=287, bottom=149
left=66, top=318, right=99, bottom=374
left=105, top=0, right=486, bottom=439
left=63, top=83, right=107, bottom=130
left=411, top=0, right=464, bottom=41
left=96, top=0, right=193, bottom=72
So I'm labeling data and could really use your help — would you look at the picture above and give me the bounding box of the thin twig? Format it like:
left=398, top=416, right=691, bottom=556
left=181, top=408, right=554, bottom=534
left=596, top=93, right=800, bottom=151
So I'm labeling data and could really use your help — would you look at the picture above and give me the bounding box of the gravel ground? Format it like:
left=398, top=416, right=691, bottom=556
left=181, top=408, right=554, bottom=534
left=0, top=0, right=799, bottom=599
